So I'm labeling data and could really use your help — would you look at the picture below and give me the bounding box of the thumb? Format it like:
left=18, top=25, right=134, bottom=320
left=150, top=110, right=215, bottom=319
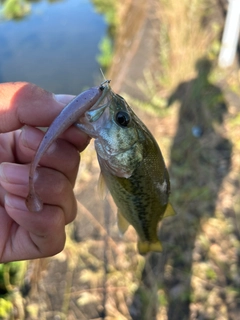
left=0, top=82, right=74, bottom=133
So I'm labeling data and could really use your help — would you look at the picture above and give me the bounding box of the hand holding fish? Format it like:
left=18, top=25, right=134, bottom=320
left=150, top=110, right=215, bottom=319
left=0, top=82, right=90, bottom=262
left=26, top=81, right=175, bottom=255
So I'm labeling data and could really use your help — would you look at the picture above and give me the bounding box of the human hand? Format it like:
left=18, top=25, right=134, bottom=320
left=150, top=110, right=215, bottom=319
left=0, top=82, right=90, bottom=262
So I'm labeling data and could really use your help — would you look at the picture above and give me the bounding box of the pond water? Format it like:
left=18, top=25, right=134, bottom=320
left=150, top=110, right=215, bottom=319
left=0, top=0, right=107, bottom=94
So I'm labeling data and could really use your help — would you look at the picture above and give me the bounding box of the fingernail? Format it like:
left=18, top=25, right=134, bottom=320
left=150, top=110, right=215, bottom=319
left=54, top=94, right=75, bottom=105
left=5, top=194, right=28, bottom=211
left=0, top=164, right=7, bottom=182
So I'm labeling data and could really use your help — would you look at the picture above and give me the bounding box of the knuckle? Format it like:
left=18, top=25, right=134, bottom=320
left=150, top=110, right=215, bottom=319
left=48, top=235, right=66, bottom=256
left=37, top=168, right=70, bottom=198
left=66, top=196, right=77, bottom=224
left=42, top=208, right=66, bottom=256
left=53, top=174, right=68, bottom=196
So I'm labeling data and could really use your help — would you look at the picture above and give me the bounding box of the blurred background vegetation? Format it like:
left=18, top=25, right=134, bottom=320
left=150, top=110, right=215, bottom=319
left=0, top=0, right=240, bottom=319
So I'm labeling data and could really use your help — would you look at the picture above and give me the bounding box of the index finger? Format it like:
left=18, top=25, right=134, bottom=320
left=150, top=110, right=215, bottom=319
left=0, top=82, right=73, bottom=133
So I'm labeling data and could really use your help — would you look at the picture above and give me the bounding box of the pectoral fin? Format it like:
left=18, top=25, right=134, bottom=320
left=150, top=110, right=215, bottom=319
left=97, top=172, right=107, bottom=199
left=163, top=203, right=176, bottom=218
left=117, top=209, right=130, bottom=235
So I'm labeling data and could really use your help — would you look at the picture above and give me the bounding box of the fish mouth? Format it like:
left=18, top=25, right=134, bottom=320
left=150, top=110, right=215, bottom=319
left=86, top=103, right=108, bottom=122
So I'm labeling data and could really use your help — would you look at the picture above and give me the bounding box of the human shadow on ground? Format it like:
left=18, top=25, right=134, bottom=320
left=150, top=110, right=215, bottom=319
left=130, top=57, right=233, bottom=319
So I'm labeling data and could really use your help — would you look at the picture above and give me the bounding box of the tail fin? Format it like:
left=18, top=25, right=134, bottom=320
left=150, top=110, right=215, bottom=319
left=137, top=240, right=163, bottom=255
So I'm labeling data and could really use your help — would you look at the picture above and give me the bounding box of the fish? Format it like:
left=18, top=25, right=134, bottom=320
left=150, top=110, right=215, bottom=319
left=76, top=83, right=175, bottom=255
left=26, top=81, right=175, bottom=254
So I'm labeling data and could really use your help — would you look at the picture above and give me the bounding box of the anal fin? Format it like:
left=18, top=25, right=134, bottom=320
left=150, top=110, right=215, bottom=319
left=163, top=203, right=176, bottom=218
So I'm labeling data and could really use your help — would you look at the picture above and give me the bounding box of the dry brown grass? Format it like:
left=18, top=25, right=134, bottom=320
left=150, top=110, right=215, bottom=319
left=158, top=0, right=219, bottom=89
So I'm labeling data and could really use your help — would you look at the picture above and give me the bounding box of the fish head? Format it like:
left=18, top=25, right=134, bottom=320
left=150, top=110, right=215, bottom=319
left=76, top=86, right=145, bottom=178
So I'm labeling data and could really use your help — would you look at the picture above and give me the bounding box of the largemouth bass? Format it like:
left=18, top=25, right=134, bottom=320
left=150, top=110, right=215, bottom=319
left=26, top=81, right=175, bottom=255
left=76, top=83, right=175, bottom=255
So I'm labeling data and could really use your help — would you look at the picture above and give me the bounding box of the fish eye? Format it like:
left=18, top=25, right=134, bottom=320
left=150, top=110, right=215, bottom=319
left=115, top=111, right=130, bottom=127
